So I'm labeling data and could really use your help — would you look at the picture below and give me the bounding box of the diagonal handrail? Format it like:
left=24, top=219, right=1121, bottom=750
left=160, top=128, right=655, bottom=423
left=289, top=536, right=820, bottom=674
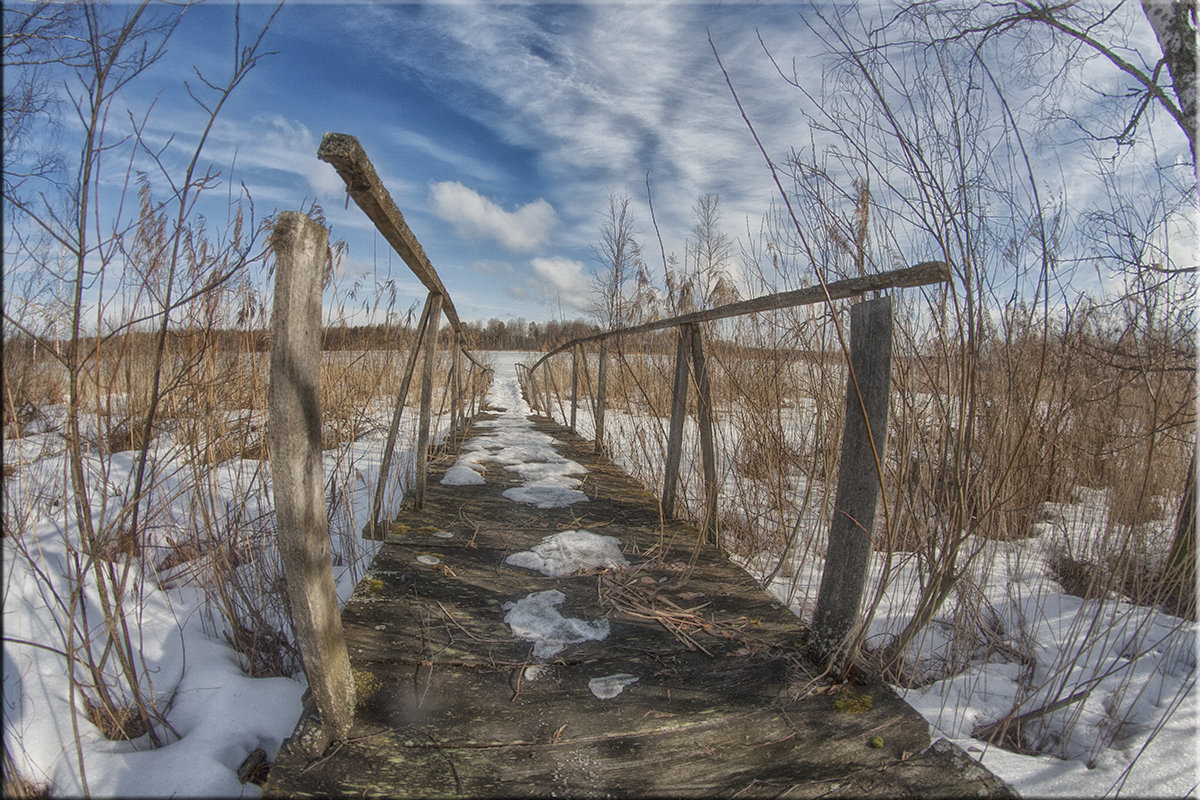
left=317, top=132, right=490, bottom=374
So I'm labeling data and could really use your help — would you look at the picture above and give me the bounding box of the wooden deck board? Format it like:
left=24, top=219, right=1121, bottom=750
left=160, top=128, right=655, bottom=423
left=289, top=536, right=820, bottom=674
left=266, top=412, right=1014, bottom=798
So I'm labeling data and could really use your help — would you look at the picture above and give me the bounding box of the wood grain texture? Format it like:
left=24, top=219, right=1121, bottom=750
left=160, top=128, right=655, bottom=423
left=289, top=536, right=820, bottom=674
left=267, top=405, right=1013, bottom=799
left=810, top=296, right=894, bottom=667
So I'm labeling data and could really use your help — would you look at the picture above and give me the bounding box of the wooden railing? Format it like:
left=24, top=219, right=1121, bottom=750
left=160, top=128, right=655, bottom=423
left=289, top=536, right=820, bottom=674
left=266, top=134, right=491, bottom=754
left=317, top=133, right=492, bottom=529
left=518, top=262, right=951, bottom=668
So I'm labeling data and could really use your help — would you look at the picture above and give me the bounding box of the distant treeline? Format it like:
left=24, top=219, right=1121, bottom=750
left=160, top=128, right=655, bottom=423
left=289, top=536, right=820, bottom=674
left=4, top=317, right=608, bottom=359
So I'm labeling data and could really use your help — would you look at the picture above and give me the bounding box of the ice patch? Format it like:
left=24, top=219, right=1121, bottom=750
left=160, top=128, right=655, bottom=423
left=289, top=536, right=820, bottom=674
left=502, top=589, right=609, bottom=659
left=416, top=555, right=441, bottom=566
left=506, top=530, right=628, bottom=577
left=588, top=673, right=639, bottom=700
left=441, top=464, right=485, bottom=486
left=502, top=485, right=589, bottom=508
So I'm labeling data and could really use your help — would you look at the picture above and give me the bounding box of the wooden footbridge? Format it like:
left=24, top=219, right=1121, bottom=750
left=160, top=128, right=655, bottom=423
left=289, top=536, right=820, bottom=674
left=261, top=134, right=1014, bottom=797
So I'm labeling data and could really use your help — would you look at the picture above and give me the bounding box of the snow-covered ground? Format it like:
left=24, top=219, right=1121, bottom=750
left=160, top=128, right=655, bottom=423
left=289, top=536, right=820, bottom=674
left=3, top=377, right=415, bottom=796
left=4, top=351, right=1195, bottom=796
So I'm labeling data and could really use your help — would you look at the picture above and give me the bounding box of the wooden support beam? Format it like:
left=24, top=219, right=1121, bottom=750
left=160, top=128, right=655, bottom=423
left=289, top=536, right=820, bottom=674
left=595, top=340, right=608, bottom=455
left=268, top=212, right=355, bottom=755
left=662, top=328, right=691, bottom=519
left=414, top=294, right=443, bottom=508
left=687, top=323, right=719, bottom=544
left=570, top=345, right=579, bottom=431
left=366, top=293, right=436, bottom=537
left=810, top=296, right=894, bottom=670
left=523, top=365, right=539, bottom=414
left=450, top=334, right=462, bottom=440
left=578, top=344, right=598, bottom=440
left=542, top=364, right=554, bottom=419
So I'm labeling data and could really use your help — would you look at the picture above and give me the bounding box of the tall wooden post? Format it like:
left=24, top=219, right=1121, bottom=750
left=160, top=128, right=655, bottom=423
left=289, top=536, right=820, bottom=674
left=268, top=212, right=355, bottom=755
left=414, top=293, right=443, bottom=508
left=570, top=345, right=579, bottom=430
left=524, top=366, right=539, bottom=414
left=1166, top=450, right=1196, bottom=613
left=687, top=323, right=719, bottom=543
left=450, top=335, right=462, bottom=439
left=810, top=296, right=894, bottom=669
left=578, top=344, right=597, bottom=434
left=662, top=327, right=691, bottom=518
left=595, top=340, right=608, bottom=454
left=465, top=362, right=476, bottom=420
left=367, top=293, right=435, bottom=537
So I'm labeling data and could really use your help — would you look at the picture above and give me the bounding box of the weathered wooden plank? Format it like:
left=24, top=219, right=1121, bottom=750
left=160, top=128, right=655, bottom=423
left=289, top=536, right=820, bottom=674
left=317, top=133, right=489, bottom=378
left=268, top=212, right=355, bottom=755
left=318, top=134, right=459, bottom=329
left=810, top=296, right=894, bottom=668
left=450, top=334, right=462, bottom=440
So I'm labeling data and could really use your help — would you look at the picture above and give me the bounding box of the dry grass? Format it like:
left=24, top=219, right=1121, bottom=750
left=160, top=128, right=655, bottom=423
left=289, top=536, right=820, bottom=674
left=528, top=281, right=1194, bottom=764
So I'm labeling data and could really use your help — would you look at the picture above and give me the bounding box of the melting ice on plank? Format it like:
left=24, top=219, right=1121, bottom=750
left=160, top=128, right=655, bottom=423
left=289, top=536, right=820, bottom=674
left=502, top=589, right=609, bottom=659
left=505, top=530, right=628, bottom=577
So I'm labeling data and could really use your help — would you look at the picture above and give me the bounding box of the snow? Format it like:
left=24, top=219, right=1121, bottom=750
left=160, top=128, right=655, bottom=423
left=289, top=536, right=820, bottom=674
left=588, top=673, right=639, bottom=700
left=5, top=350, right=1194, bottom=797
left=501, top=590, right=611, bottom=659
left=3, top=379, right=409, bottom=796
left=535, top=362, right=1198, bottom=798
left=506, top=530, right=628, bottom=577
left=442, top=358, right=589, bottom=508
left=752, top=499, right=1200, bottom=797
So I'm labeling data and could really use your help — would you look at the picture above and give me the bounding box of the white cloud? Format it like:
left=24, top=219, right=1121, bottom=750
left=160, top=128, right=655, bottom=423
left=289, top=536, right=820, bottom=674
left=530, top=256, right=591, bottom=311
left=430, top=181, right=558, bottom=252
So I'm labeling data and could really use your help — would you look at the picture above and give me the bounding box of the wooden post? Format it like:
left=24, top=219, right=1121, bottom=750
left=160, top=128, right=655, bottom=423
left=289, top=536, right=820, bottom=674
left=1166, top=450, right=1196, bottom=613
left=570, top=345, right=579, bottom=431
left=268, top=212, right=354, bottom=755
left=523, top=366, right=538, bottom=413
left=545, top=358, right=568, bottom=424
left=662, top=327, right=691, bottom=518
left=463, top=362, right=472, bottom=422
left=810, top=296, right=894, bottom=669
left=367, top=293, right=435, bottom=537
left=414, top=293, right=443, bottom=508
left=687, top=323, right=719, bottom=543
left=541, top=364, right=553, bottom=419
left=450, top=335, right=462, bottom=440
left=578, top=344, right=597, bottom=435
left=595, top=340, right=608, bottom=454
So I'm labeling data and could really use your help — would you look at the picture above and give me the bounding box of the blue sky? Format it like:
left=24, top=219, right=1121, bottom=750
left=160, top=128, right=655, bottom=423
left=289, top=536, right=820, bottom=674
left=5, top=1, right=1188, bottom=328
left=124, top=0, right=828, bottom=324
